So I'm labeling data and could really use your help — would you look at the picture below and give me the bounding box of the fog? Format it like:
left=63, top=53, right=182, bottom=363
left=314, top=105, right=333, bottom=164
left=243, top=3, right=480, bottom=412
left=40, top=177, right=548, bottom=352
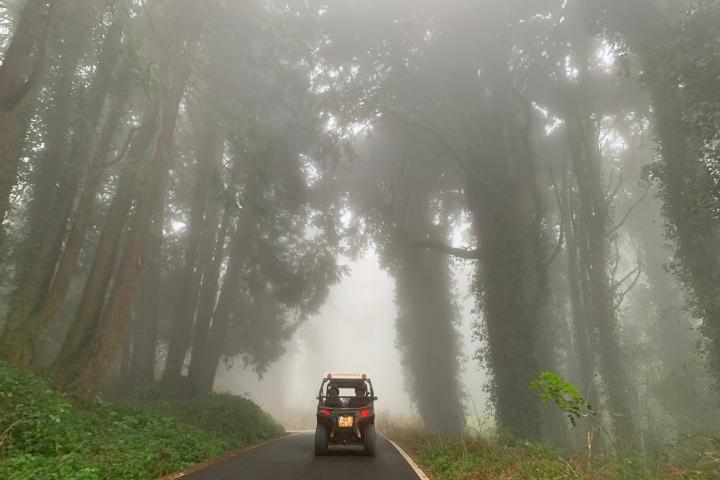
left=1, top=0, right=719, bottom=462
left=216, top=253, right=491, bottom=430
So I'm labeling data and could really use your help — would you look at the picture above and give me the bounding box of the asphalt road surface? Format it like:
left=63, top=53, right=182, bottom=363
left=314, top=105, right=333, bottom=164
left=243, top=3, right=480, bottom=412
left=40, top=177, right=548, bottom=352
left=177, top=432, right=423, bottom=480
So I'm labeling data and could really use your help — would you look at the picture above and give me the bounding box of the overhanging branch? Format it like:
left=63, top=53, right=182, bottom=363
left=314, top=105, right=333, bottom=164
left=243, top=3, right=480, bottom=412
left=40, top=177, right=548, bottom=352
left=406, top=238, right=482, bottom=260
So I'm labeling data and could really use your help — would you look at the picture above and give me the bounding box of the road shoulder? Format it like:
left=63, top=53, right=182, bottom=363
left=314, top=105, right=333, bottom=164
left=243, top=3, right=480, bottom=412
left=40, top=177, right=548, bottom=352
left=383, top=436, right=435, bottom=480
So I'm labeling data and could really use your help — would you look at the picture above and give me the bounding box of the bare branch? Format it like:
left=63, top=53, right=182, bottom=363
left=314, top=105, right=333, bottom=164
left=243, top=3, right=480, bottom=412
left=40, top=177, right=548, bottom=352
left=385, top=109, right=499, bottom=196
left=613, top=266, right=639, bottom=290
left=614, top=267, right=642, bottom=310
left=104, top=125, right=142, bottom=168
left=610, top=241, right=621, bottom=284
left=604, top=168, right=624, bottom=206
left=609, top=184, right=650, bottom=235
left=543, top=165, right=565, bottom=270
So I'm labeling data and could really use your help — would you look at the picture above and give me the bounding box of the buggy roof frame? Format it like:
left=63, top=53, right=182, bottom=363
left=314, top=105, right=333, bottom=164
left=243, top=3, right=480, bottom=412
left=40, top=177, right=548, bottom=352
left=316, top=376, right=375, bottom=399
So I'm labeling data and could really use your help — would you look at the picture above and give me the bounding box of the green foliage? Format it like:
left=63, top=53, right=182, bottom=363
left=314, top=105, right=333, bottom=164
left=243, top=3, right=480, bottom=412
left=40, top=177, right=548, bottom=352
left=530, top=372, right=595, bottom=427
left=0, top=362, right=284, bottom=479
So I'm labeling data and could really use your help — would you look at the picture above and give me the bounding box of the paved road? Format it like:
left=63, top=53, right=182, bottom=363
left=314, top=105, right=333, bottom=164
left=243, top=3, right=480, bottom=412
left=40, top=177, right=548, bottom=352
left=177, top=432, right=422, bottom=480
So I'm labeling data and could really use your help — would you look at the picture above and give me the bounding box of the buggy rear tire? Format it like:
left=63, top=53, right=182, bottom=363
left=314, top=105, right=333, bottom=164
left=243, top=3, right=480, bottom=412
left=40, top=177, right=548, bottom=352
left=315, top=423, right=329, bottom=456
left=363, top=424, right=376, bottom=457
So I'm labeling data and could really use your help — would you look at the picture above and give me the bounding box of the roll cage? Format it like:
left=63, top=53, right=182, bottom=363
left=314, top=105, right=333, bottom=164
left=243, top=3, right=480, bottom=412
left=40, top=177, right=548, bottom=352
left=316, top=374, right=376, bottom=403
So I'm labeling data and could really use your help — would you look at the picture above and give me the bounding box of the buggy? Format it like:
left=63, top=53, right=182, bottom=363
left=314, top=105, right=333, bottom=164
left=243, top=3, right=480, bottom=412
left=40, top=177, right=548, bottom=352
left=314, top=373, right=377, bottom=456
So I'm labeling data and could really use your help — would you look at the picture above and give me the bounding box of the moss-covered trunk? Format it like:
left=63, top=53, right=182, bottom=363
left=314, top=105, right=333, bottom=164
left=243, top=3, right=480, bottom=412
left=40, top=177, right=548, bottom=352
left=467, top=173, right=542, bottom=439
left=393, top=188, right=465, bottom=433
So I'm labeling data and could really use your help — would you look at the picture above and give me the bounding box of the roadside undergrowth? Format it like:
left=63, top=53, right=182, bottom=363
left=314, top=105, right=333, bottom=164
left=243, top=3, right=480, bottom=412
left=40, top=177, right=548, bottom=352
left=381, top=422, right=720, bottom=480
left=0, top=361, right=284, bottom=479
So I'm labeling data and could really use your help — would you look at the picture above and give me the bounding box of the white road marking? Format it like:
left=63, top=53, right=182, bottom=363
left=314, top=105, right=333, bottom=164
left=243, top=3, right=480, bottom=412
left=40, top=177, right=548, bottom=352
left=384, top=437, right=431, bottom=480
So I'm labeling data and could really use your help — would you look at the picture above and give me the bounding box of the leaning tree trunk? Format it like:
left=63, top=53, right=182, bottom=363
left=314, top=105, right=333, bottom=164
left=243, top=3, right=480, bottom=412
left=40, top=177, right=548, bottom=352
left=68, top=153, right=162, bottom=396
left=65, top=0, right=207, bottom=393
left=0, top=20, right=90, bottom=364
left=67, top=91, right=173, bottom=394
left=53, top=106, right=159, bottom=369
left=0, top=0, right=53, bottom=226
left=2, top=15, right=124, bottom=365
left=30, top=70, right=132, bottom=364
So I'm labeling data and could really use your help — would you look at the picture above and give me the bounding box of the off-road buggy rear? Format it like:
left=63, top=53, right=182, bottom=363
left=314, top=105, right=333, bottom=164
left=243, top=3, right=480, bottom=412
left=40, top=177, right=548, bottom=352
left=314, top=373, right=377, bottom=456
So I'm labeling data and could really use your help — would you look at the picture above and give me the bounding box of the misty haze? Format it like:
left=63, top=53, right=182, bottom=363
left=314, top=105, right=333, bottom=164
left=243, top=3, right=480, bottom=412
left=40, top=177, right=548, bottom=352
left=0, top=0, right=719, bottom=479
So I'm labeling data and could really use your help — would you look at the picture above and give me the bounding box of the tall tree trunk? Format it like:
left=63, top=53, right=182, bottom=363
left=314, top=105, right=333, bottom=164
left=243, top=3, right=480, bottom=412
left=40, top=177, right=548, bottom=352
left=653, top=88, right=720, bottom=379
left=127, top=179, right=167, bottom=388
left=188, top=221, right=248, bottom=394
left=468, top=175, right=542, bottom=439
left=187, top=204, right=230, bottom=389
left=162, top=109, right=223, bottom=384
left=596, top=0, right=720, bottom=386
left=393, top=188, right=465, bottom=433
left=462, top=75, right=546, bottom=439
left=564, top=98, right=638, bottom=444
left=0, top=0, right=53, bottom=226
left=561, top=168, right=595, bottom=397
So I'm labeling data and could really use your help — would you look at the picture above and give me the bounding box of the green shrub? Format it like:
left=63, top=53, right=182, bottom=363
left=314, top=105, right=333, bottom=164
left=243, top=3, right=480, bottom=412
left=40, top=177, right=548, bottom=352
left=0, top=362, right=284, bottom=479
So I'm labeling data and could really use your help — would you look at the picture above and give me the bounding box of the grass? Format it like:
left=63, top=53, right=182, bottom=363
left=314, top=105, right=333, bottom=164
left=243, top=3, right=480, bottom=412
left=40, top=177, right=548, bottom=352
left=382, top=423, right=720, bottom=480
left=0, top=361, right=285, bottom=479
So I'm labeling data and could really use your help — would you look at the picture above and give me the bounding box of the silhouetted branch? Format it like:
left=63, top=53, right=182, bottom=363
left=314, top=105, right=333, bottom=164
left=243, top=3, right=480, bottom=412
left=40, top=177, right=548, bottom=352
left=104, top=125, right=142, bottom=167
left=610, top=241, right=621, bottom=284
left=614, top=267, right=642, bottom=310
left=543, top=165, right=565, bottom=270
left=604, top=168, right=623, bottom=206
left=609, top=184, right=650, bottom=235
left=405, top=237, right=482, bottom=260
left=386, top=110, right=499, bottom=196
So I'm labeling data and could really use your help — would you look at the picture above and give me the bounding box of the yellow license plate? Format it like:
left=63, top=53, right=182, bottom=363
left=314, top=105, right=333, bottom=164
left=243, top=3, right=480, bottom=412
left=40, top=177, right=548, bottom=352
left=338, top=416, right=354, bottom=428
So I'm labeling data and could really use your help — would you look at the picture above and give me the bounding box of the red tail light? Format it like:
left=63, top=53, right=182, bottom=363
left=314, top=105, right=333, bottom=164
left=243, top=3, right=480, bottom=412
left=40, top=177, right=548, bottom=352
left=361, top=409, right=371, bottom=417
left=319, top=409, right=331, bottom=416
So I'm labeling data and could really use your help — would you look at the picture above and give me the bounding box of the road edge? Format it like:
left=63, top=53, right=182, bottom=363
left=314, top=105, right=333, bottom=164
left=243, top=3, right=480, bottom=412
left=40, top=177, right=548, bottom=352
left=158, top=432, right=298, bottom=480
left=384, top=436, right=432, bottom=480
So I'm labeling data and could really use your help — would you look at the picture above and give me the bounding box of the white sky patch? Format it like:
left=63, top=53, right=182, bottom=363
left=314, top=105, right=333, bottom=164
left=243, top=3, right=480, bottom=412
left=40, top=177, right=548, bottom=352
left=170, top=220, right=187, bottom=233
left=325, top=114, right=372, bottom=139
left=596, top=41, right=616, bottom=73
left=299, top=154, right=322, bottom=188
left=599, top=118, right=628, bottom=158
left=565, top=55, right=579, bottom=80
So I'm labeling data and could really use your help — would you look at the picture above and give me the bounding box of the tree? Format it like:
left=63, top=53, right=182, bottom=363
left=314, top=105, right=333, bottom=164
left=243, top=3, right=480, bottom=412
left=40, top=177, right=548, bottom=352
left=0, top=0, right=53, bottom=226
